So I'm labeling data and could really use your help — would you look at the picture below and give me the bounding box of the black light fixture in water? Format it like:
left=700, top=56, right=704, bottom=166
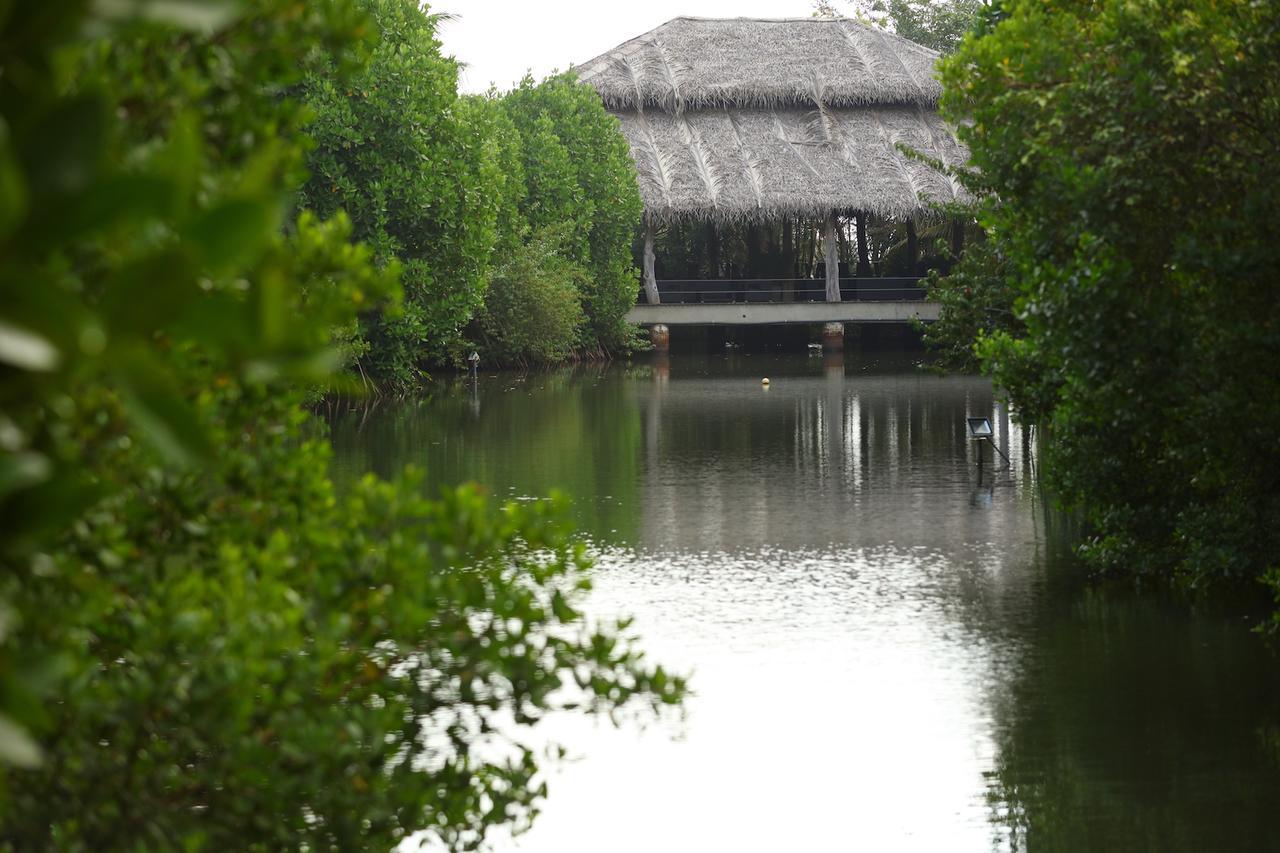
left=968, top=417, right=1011, bottom=466
left=967, top=417, right=993, bottom=439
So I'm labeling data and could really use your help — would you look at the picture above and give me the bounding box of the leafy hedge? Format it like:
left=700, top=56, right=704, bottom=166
left=934, top=0, right=1280, bottom=616
left=298, top=3, right=644, bottom=382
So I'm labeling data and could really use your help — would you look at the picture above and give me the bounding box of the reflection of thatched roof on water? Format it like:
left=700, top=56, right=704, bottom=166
left=575, top=17, right=969, bottom=223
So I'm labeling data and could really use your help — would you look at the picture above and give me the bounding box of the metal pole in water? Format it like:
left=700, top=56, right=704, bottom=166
left=986, top=437, right=1012, bottom=467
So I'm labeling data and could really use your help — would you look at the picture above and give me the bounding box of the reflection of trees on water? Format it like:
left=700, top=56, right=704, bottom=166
left=329, top=358, right=1280, bottom=849
left=326, top=368, right=644, bottom=542
left=637, top=362, right=1036, bottom=552
left=981, top=552, right=1280, bottom=852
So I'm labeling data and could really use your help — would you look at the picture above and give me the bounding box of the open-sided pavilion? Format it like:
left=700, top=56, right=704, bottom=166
left=575, top=16, right=967, bottom=342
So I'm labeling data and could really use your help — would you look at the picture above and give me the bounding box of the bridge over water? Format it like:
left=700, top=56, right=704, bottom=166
left=626, top=278, right=940, bottom=348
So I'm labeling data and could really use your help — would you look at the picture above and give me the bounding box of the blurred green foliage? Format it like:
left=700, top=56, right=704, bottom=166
left=0, top=0, right=684, bottom=845
left=934, top=0, right=1280, bottom=616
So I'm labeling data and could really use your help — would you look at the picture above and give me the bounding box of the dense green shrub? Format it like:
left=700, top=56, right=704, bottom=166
left=475, top=226, right=589, bottom=365
left=823, top=0, right=984, bottom=53
left=937, top=0, right=1280, bottom=609
left=0, top=1, right=684, bottom=846
left=299, top=0, right=504, bottom=386
left=920, top=212, right=1020, bottom=373
left=299, top=8, right=645, bottom=374
left=464, top=94, right=528, bottom=262
left=501, top=74, right=644, bottom=352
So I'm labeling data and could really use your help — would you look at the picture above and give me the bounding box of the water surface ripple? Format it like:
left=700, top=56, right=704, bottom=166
left=329, top=352, right=1280, bottom=852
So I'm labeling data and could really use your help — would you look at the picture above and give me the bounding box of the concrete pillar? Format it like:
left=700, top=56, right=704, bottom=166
left=652, top=351, right=670, bottom=383
left=822, top=321, right=844, bottom=352
left=650, top=323, right=670, bottom=353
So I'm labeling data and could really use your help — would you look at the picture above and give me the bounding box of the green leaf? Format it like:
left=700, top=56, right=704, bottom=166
left=0, top=319, right=60, bottom=371
left=0, top=268, right=96, bottom=357
left=18, top=93, right=108, bottom=198
left=0, top=452, right=52, bottom=499
left=153, top=113, right=204, bottom=217
left=184, top=198, right=276, bottom=274
left=99, top=247, right=199, bottom=337
left=170, top=290, right=255, bottom=356
left=0, top=119, right=28, bottom=239
left=255, top=266, right=288, bottom=348
left=242, top=346, right=345, bottom=384
left=0, top=473, right=103, bottom=555
left=91, top=0, right=243, bottom=33
left=0, top=714, right=41, bottom=768
left=114, top=352, right=213, bottom=467
left=32, top=173, right=176, bottom=246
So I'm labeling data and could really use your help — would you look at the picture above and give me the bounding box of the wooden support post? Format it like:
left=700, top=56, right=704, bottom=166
left=824, top=213, right=841, bottom=302
left=643, top=218, right=660, bottom=305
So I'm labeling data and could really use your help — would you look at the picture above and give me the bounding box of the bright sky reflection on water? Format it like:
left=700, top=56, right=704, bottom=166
left=330, top=351, right=1280, bottom=853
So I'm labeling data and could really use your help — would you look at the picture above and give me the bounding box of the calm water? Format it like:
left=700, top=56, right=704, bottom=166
left=329, top=352, right=1280, bottom=852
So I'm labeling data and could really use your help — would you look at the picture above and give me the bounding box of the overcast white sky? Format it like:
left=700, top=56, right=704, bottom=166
left=437, top=0, right=820, bottom=94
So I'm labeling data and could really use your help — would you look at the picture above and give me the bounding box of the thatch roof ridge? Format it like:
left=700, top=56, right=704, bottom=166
left=575, top=16, right=944, bottom=112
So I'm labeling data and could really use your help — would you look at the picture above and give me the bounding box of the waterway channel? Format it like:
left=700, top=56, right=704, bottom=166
left=328, top=351, right=1280, bottom=852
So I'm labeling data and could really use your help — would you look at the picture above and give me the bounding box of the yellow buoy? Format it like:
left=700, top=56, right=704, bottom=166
left=761, top=377, right=770, bottom=386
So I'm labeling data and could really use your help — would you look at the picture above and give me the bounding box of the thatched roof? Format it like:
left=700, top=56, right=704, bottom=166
left=575, top=17, right=968, bottom=223
left=577, top=16, right=944, bottom=112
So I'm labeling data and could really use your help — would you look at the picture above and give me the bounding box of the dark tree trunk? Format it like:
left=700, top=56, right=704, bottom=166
left=906, top=219, right=919, bottom=275
left=706, top=221, right=720, bottom=279
left=951, top=217, right=965, bottom=261
left=746, top=223, right=761, bottom=276
left=855, top=211, right=872, bottom=277
left=781, top=217, right=794, bottom=277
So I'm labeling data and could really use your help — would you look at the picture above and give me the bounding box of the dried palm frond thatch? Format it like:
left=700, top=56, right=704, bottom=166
left=577, top=17, right=942, bottom=112
left=675, top=112, right=724, bottom=208
left=610, top=105, right=964, bottom=224
left=727, top=111, right=766, bottom=212
left=576, top=17, right=969, bottom=224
